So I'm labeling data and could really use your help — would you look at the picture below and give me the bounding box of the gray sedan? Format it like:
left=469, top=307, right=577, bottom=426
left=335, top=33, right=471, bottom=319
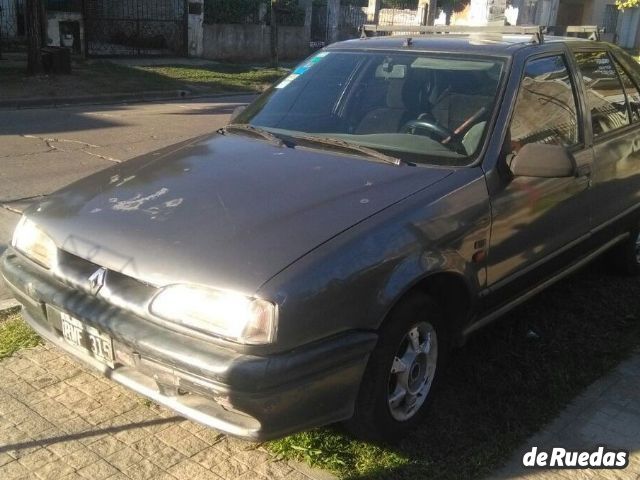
left=3, top=30, right=640, bottom=441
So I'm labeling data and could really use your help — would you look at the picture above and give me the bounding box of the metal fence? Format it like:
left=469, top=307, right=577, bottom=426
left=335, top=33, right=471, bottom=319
left=377, top=6, right=426, bottom=26
left=0, top=0, right=26, bottom=46
left=84, top=0, right=188, bottom=56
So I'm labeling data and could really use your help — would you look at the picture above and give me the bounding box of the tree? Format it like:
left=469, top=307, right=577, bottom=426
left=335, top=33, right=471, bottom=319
left=616, top=0, right=640, bottom=8
left=271, top=0, right=278, bottom=67
left=26, top=0, right=45, bottom=75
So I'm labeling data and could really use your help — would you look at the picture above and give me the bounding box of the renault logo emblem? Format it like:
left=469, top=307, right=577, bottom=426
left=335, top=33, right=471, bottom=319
left=88, top=267, right=107, bottom=296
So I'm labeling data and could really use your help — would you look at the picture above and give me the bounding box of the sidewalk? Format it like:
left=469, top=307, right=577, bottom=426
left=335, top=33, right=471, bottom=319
left=0, top=342, right=335, bottom=480
left=491, top=351, right=640, bottom=479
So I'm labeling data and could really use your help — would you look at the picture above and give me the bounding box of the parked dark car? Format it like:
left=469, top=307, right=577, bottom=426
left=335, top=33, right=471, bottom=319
left=3, top=28, right=640, bottom=442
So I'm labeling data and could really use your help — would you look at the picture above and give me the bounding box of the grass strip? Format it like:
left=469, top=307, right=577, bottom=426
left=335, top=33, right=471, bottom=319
left=0, top=308, right=41, bottom=360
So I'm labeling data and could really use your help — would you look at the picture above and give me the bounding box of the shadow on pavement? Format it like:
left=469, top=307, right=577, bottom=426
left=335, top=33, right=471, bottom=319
left=0, top=108, right=123, bottom=137
left=0, top=416, right=182, bottom=454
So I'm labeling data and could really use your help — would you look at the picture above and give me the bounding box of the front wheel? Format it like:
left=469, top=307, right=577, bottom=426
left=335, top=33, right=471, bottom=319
left=345, top=293, right=448, bottom=442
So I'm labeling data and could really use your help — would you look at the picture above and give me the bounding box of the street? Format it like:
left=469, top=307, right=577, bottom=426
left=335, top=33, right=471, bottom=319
left=0, top=96, right=254, bottom=302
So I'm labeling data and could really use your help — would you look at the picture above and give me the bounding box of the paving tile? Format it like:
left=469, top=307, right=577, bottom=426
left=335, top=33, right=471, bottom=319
left=193, top=428, right=225, bottom=445
left=210, top=458, right=251, bottom=480
left=147, top=446, right=186, bottom=470
left=16, top=447, right=59, bottom=470
left=254, top=460, right=294, bottom=478
left=33, top=459, right=75, bottom=480
left=167, top=431, right=209, bottom=457
left=123, top=458, right=166, bottom=480
left=190, top=446, right=229, bottom=469
left=0, top=459, right=30, bottom=480
left=105, top=445, right=144, bottom=471
left=113, top=424, right=152, bottom=445
left=86, top=435, right=128, bottom=457
left=77, top=458, right=119, bottom=480
left=235, top=471, right=269, bottom=480
left=59, top=447, right=101, bottom=470
left=0, top=452, right=15, bottom=467
left=168, top=459, right=223, bottom=480
left=131, top=435, right=169, bottom=457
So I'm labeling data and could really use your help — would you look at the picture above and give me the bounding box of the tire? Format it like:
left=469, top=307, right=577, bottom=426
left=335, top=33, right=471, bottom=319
left=607, top=223, right=640, bottom=276
left=345, top=292, right=449, bottom=442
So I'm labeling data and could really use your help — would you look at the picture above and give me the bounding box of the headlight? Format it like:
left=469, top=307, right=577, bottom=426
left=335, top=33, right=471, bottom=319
left=149, top=285, right=277, bottom=344
left=11, top=216, right=58, bottom=269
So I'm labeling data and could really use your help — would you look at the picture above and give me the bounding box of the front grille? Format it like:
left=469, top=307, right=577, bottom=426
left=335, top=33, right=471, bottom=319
left=54, top=250, right=158, bottom=319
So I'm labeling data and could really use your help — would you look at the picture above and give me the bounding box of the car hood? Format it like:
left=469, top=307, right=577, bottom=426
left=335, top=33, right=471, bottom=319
left=29, top=133, right=453, bottom=294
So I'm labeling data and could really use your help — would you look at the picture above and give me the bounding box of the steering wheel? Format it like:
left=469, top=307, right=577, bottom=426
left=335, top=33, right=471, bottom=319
left=401, top=119, right=453, bottom=141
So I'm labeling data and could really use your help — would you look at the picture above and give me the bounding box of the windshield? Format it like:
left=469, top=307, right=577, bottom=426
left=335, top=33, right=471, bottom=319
left=236, top=50, right=505, bottom=166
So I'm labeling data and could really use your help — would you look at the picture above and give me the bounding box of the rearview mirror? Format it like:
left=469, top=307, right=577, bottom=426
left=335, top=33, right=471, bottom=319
left=508, top=143, right=576, bottom=178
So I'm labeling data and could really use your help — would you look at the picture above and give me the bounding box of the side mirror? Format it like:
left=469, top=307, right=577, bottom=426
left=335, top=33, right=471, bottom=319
left=230, top=105, right=247, bottom=123
left=508, top=143, right=577, bottom=178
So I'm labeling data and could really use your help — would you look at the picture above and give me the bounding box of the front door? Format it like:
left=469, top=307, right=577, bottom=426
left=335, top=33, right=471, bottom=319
left=486, top=52, right=594, bottom=303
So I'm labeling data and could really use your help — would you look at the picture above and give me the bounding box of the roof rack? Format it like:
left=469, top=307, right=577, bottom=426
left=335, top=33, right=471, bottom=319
left=360, top=24, right=547, bottom=43
left=565, top=25, right=602, bottom=41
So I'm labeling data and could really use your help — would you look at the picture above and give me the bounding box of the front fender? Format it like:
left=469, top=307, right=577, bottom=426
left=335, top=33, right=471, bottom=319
left=259, top=168, right=491, bottom=352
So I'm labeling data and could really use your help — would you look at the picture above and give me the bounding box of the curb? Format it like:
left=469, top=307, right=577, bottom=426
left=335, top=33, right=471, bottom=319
left=0, top=90, right=256, bottom=111
left=0, top=298, right=20, bottom=313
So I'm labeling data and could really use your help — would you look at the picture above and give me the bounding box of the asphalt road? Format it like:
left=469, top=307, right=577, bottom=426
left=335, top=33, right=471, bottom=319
left=0, top=95, right=254, bottom=302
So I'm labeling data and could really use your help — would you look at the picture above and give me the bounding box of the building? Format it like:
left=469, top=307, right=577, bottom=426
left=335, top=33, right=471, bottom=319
left=512, top=0, right=640, bottom=48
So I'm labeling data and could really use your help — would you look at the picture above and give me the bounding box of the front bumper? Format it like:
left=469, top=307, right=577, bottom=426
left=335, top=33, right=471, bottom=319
left=1, top=249, right=377, bottom=441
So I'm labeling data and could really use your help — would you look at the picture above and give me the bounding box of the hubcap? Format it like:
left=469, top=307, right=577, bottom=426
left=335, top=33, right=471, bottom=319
left=635, top=231, right=640, bottom=265
left=387, top=322, right=438, bottom=422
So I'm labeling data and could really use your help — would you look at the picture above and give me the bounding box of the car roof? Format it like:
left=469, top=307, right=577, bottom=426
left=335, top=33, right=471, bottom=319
left=327, top=34, right=598, bottom=57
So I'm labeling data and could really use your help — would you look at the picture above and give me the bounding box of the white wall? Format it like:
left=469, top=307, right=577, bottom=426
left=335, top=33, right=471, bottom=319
left=46, top=11, right=84, bottom=54
left=188, top=0, right=204, bottom=57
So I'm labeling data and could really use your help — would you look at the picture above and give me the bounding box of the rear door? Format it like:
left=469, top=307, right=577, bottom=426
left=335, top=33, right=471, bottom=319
left=572, top=48, right=640, bottom=239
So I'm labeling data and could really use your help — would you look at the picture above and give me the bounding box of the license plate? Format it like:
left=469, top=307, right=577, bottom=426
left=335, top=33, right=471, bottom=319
left=60, top=312, right=114, bottom=368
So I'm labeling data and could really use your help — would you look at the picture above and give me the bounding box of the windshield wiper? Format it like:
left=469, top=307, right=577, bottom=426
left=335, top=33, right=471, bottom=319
left=220, top=124, right=284, bottom=147
left=293, top=134, right=403, bottom=166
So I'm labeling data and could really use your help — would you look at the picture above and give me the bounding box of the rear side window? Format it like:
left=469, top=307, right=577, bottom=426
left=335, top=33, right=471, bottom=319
left=510, top=55, right=580, bottom=152
left=574, top=51, right=630, bottom=136
left=613, top=58, right=640, bottom=123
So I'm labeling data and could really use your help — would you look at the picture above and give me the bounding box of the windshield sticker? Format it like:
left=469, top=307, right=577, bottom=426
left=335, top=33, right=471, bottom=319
left=293, top=65, right=311, bottom=75
left=291, top=52, right=330, bottom=76
left=275, top=73, right=300, bottom=89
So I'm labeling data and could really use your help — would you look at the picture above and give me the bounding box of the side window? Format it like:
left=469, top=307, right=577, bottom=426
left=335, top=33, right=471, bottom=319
left=613, top=58, right=640, bottom=123
left=510, top=55, right=580, bottom=152
left=574, top=51, right=630, bottom=136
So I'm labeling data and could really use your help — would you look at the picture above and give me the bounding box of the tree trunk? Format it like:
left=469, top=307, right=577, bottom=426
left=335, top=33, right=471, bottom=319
left=327, top=0, right=340, bottom=44
left=270, top=0, right=278, bottom=68
left=26, top=0, right=44, bottom=75
left=427, top=0, right=437, bottom=25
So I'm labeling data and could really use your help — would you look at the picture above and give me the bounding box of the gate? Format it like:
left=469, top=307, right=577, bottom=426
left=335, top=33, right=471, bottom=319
left=310, top=3, right=328, bottom=49
left=0, top=0, right=26, bottom=50
left=84, top=0, right=188, bottom=56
